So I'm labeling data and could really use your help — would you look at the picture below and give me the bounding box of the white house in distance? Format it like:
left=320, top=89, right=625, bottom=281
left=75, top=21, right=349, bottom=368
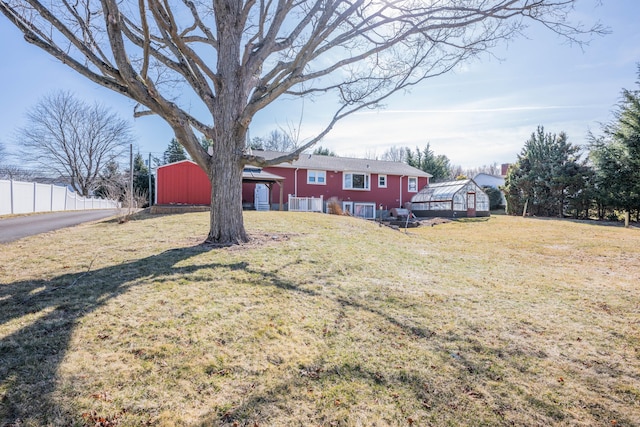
left=473, top=163, right=510, bottom=208
left=473, top=173, right=505, bottom=189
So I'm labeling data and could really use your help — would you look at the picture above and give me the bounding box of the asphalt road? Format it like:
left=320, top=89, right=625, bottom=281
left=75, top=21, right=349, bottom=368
left=0, top=209, right=120, bottom=243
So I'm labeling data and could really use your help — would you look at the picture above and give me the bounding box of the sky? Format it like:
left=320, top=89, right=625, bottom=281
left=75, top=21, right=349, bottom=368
left=1, top=1, right=639, bottom=170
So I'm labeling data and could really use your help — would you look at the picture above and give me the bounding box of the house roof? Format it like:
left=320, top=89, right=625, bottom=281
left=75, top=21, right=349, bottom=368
left=251, top=150, right=432, bottom=178
left=474, top=172, right=504, bottom=180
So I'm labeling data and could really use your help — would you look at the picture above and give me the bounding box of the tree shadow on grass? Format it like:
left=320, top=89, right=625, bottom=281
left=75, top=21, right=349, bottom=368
left=0, top=244, right=244, bottom=424
left=194, top=262, right=636, bottom=427
left=1, top=245, right=635, bottom=426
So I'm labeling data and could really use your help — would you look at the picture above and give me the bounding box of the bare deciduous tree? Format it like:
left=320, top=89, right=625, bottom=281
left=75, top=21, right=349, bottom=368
left=0, top=165, right=35, bottom=181
left=0, top=141, right=6, bottom=164
left=250, top=130, right=298, bottom=153
left=465, top=163, right=503, bottom=178
left=0, top=0, right=603, bottom=243
left=381, top=146, right=407, bottom=163
left=16, top=91, right=133, bottom=196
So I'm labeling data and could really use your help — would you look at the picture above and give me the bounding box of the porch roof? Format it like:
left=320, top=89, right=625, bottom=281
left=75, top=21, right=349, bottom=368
left=242, top=167, right=285, bottom=183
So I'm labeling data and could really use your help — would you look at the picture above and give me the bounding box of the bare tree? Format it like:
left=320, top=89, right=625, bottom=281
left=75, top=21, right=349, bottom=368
left=466, top=163, right=502, bottom=178
left=250, top=129, right=298, bottom=152
left=16, top=91, right=133, bottom=196
left=381, top=146, right=407, bottom=163
left=0, top=165, right=35, bottom=181
left=0, top=141, right=6, bottom=164
left=0, top=1, right=603, bottom=243
left=362, top=149, right=379, bottom=160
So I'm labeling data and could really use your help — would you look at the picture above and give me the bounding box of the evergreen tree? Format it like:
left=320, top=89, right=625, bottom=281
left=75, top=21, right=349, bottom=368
left=504, top=126, right=590, bottom=217
left=482, top=186, right=504, bottom=210
left=405, top=143, right=452, bottom=182
left=201, top=137, right=213, bottom=153
left=163, top=138, right=188, bottom=164
left=589, top=67, right=640, bottom=222
left=312, top=146, right=337, bottom=156
left=95, top=160, right=126, bottom=200
left=133, top=153, right=153, bottom=207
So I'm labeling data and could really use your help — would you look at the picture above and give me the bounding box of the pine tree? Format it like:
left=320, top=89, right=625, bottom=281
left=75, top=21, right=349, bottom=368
left=504, top=126, right=590, bottom=217
left=590, top=68, right=640, bottom=222
left=133, top=153, right=153, bottom=207
left=163, top=138, right=188, bottom=164
left=405, top=144, right=452, bottom=182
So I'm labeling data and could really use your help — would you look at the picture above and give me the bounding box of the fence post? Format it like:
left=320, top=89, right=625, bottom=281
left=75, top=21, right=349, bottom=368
left=33, top=182, right=37, bottom=213
left=10, top=180, right=14, bottom=214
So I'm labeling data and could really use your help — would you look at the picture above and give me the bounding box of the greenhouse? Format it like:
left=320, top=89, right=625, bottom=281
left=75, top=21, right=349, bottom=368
left=410, top=179, right=490, bottom=218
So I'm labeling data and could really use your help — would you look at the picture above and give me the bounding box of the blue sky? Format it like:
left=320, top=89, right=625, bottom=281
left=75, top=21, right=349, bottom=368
left=1, top=1, right=639, bottom=169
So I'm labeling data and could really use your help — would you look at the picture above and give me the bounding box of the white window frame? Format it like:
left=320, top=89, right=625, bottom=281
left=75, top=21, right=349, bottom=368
left=343, top=201, right=376, bottom=219
left=307, top=170, right=326, bottom=185
left=343, top=172, right=370, bottom=191
left=407, top=176, right=418, bottom=193
left=378, top=174, right=387, bottom=188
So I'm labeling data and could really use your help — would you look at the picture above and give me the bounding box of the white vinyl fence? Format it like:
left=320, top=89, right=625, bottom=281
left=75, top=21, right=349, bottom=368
left=288, top=195, right=324, bottom=212
left=0, top=179, right=119, bottom=216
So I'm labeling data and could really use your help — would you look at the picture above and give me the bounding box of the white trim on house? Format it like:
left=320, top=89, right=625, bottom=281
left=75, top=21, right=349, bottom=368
left=378, top=174, right=387, bottom=188
left=307, top=169, right=326, bottom=185
left=343, top=172, right=370, bottom=191
left=407, top=176, right=418, bottom=192
left=343, top=201, right=376, bottom=219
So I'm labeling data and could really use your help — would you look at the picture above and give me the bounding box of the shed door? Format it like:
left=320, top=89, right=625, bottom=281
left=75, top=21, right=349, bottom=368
left=467, top=192, right=476, bottom=217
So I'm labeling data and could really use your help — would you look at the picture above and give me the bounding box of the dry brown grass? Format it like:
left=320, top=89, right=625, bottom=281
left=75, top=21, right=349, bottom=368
left=0, top=213, right=638, bottom=426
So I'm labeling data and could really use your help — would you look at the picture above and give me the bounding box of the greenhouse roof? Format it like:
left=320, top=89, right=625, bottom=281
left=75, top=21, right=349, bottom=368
left=412, top=179, right=474, bottom=202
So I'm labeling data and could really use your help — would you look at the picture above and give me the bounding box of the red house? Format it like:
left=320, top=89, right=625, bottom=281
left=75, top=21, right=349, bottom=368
left=156, top=151, right=431, bottom=219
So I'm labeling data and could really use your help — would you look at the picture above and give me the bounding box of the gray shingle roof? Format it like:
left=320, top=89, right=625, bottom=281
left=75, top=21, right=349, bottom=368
left=252, top=150, right=432, bottom=177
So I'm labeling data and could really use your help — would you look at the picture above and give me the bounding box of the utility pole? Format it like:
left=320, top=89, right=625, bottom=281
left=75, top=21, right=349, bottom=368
left=148, top=152, right=153, bottom=207
left=129, top=144, right=133, bottom=213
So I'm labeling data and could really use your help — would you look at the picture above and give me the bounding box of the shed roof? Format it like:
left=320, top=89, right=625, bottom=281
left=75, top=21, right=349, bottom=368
left=251, top=150, right=432, bottom=177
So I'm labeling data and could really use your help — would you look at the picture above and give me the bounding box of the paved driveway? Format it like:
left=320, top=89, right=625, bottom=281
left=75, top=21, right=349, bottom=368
left=0, top=210, right=120, bottom=243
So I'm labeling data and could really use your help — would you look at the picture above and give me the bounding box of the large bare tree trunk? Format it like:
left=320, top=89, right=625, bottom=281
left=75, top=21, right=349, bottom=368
left=206, top=2, right=249, bottom=244
left=207, top=140, right=248, bottom=244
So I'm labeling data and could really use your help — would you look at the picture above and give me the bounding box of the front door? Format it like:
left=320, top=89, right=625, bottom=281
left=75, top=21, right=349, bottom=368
left=254, top=184, right=270, bottom=210
left=466, top=192, right=476, bottom=217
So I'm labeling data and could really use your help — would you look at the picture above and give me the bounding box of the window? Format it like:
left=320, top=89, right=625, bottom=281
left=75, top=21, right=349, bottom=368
left=378, top=175, right=387, bottom=188
left=343, top=172, right=370, bottom=190
left=343, top=202, right=376, bottom=219
left=408, top=177, right=418, bottom=192
left=307, top=170, right=326, bottom=185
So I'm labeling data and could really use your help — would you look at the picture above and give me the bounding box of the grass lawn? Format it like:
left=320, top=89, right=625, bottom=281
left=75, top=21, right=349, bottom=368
left=0, top=212, right=638, bottom=426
